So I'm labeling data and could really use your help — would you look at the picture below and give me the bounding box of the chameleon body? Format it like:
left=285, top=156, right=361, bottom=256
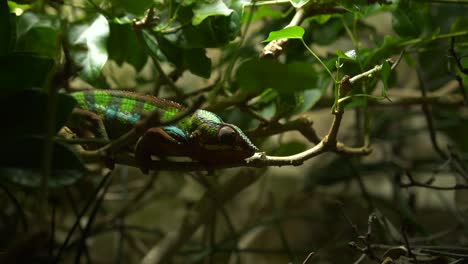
left=68, top=90, right=258, bottom=172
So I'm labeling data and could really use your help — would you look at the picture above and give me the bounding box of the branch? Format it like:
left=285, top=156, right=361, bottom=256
left=400, top=171, right=468, bottom=190
left=114, top=75, right=371, bottom=172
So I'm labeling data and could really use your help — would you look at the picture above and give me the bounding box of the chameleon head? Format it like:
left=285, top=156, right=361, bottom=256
left=188, top=110, right=258, bottom=162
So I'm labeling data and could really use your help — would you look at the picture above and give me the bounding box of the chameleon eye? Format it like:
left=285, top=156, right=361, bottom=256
left=218, top=126, right=236, bottom=145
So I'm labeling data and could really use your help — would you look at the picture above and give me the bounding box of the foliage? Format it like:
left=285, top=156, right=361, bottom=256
left=1, top=0, right=468, bottom=263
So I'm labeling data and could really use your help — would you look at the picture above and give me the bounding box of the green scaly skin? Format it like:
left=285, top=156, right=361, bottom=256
left=69, top=90, right=258, bottom=173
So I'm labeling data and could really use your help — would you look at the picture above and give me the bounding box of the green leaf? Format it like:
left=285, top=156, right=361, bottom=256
left=0, top=89, right=77, bottom=137
left=161, top=9, right=241, bottom=48
left=0, top=53, right=54, bottom=93
left=242, top=6, right=283, bottom=24
left=288, top=0, right=310, bottom=8
left=336, top=49, right=356, bottom=61
left=236, top=59, right=319, bottom=94
left=0, top=137, right=85, bottom=188
left=143, top=32, right=212, bottom=78
left=68, top=15, right=109, bottom=83
left=451, top=17, right=468, bottom=42
left=308, top=15, right=345, bottom=46
left=15, top=12, right=61, bottom=58
left=381, top=60, right=391, bottom=94
left=184, top=48, right=211, bottom=78
left=360, top=35, right=402, bottom=68
left=7, top=1, right=31, bottom=13
left=0, top=0, right=13, bottom=55
left=154, top=0, right=243, bottom=48
left=275, top=92, right=302, bottom=118
left=192, top=0, right=233, bottom=26
left=392, top=0, right=428, bottom=38
left=344, top=96, right=367, bottom=109
left=108, top=21, right=147, bottom=71
left=301, top=89, right=322, bottom=110
left=306, top=14, right=333, bottom=25
left=262, top=26, right=304, bottom=42
left=142, top=30, right=161, bottom=60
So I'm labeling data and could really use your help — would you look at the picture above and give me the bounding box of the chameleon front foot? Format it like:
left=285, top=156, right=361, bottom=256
left=134, top=127, right=182, bottom=174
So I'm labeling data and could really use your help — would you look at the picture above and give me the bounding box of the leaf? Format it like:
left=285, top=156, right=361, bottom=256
left=0, top=0, right=13, bottom=55
left=360, top=35, right=402, bottom=68
left=451, top=17, right=468, bottom=42
left=242, top=6, right=283, bottom=24
left=142, top=30, right=161, bottom=60
left=344, top=96, right=367, bottom=109
left=288, top=0, right=310, bottom=8
left=143, top=31, right=212, bottom=78
left=0, top=53, right=54, bottom=93
left=192, top=0, right=233, bottom=26
left=336, top=49, right=356, bottom=61
left=236, top=59, right=319, bottom=95
left=108, top=21, right=147, bottom=71
left=262, top=26, right=304, bottom=42
left=68, top=15, right=109, bottom=83
left=306, top=14, right=332, bottom=25
left=301, top=89, right=322, bottom=109
left=392, top=0, right=428, bottom=38
left=0, top=137, right=85, bottom=188
left=152, top=0, right=242, bottom=49
left=184, top=48, right=211, bottom=78
left=309, top=15, right=346, bottom=46
left=275, top=92, right=302, bottom=118
left=0, top=89, right=77, bottom=137
left=15, top=12, right=61, bottom=58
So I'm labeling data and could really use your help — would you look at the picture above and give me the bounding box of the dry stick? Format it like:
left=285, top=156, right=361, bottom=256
left=401, top=225, right=419, bottom=264
left=400, top=171, right=468, bottom=190
left=302, top=252, right=315, bottom=264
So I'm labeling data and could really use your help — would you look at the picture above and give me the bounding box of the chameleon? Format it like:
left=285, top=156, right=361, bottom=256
left=67, top=89, right=258, bottom=173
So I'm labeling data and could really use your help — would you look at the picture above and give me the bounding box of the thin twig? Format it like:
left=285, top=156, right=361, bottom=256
left=53, top=172, right=112, bottom=263
left=401, top=224, right=418, bottom=264
left=302, top=252, right=315, bottom=264
left=416, top=64, right=447, bottom=159
left=74, top=171, right=114, bottom=263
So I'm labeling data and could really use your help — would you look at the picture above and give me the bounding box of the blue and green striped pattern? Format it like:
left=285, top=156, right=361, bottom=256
left=71, top=90, right=189, bottom=140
